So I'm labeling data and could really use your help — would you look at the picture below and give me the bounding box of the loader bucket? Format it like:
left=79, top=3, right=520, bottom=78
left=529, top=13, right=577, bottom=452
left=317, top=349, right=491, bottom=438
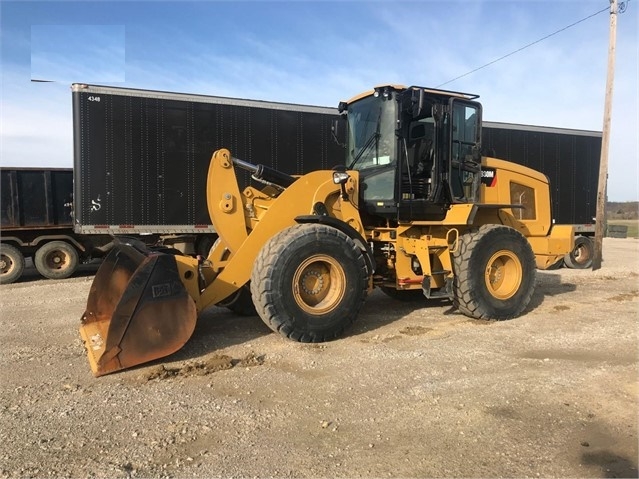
left=80, top=243, right=197, bottom=377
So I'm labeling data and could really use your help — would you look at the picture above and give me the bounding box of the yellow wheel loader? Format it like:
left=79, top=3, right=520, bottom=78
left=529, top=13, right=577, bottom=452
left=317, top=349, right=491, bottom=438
left=79, top=85, right=573, bottom=376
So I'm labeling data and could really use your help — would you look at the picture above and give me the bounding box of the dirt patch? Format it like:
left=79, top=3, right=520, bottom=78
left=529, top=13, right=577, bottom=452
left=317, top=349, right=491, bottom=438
left=399, top=325, right=434, bottom=336
left=143, top=352, right=265, bottom=380
left=381, top=334, right=401, bottom=343
left=554, top=304, right=571, bottom=311
left=466, top=318, right=494, bottom=325
left=608, top=290, right=639, bottom=302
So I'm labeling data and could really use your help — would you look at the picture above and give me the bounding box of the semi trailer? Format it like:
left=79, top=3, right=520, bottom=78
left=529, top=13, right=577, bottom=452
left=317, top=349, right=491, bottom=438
left=71, top=84, right=601, bottom=267
left=71, top=83, right=345, bottom=257
left=0, top=167, right=111, bottom=284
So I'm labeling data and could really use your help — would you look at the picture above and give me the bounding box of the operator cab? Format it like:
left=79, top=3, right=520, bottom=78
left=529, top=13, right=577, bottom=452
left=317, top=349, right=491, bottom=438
left=340, top=85, right=483, bottom=223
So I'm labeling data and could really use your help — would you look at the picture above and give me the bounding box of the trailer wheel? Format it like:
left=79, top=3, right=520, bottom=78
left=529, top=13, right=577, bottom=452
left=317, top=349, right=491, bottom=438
left=546, top=258, right=564, bottom=270
left=251, top=224, right=368, bottom=342
left=34, top=241, right=79, bottom=280
left=563, top=235, right=593, bottom=269
left=452, top=225, right=536, bottom=320
left=0, top=244, right=25, bottom=284
left=380, top=286, right=425, bottom=301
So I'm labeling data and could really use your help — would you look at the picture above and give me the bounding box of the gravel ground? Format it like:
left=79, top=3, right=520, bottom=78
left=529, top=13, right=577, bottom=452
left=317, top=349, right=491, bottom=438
left=1, top=238, right=637, bottom=478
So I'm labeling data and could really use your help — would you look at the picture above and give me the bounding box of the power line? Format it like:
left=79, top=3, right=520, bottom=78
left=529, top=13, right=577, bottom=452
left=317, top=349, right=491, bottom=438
left=436, top=5, right=611, bottom=88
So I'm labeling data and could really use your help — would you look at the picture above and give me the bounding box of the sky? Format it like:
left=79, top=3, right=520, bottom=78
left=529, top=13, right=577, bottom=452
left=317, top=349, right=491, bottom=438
left=1, top=0, right=637, bottom=201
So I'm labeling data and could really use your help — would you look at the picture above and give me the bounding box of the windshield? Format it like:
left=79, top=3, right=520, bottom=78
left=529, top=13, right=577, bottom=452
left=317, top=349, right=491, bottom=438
left=346, top=95, right=397, bottom=170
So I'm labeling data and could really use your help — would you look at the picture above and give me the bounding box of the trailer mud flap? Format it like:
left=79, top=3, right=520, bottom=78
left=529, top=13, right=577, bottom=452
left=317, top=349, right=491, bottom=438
left=79, top=244, right=197, bottom=377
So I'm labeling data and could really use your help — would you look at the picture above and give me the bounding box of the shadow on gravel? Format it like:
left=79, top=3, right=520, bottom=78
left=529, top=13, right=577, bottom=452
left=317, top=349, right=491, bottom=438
left=16, top=262, right=101, bottom=284
left=116, top=307, right=273, bottom=378
left=525, top=271, right=577, bottom=313
left=166, top=307, right=272, bottom=362
left=116, top=273, right=580, bottom=375
left=352, top=289, right=455, bottom=335
left=536, top=271, right=578, bottom=296
left=142, top=289, right=453, bottom=370
left=582, top=450, right=639, bottom=478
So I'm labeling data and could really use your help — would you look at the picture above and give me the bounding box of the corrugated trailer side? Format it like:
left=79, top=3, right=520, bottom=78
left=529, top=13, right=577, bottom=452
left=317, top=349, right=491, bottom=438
left=482, top=122, right=602, bottom=268
left=482, top=122, right=601, bottom=226
left=1, top=167, right=73, bottom=229
left=72, top=83, right=345, bottom=255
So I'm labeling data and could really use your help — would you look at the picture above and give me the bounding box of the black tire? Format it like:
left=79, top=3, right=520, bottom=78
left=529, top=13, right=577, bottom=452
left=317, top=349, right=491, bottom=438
left=564, top=235, right=593, bottom=269
left=0, top=244, right=25, bottom=284
left=452, top=224, right=536, bottom=320
left=219, top=284, right=258, bottom=316
left=545, top=258, right=564, bottom=270
left=250, top=223, right=368, bottom=342
left=34, top=241, right=79, bottom=280
left=380, top=286, right=425, bottom=302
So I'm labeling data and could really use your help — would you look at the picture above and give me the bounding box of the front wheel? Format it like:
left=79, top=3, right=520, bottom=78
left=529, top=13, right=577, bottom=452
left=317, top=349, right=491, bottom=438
left=34, top=241, right=79, bottom=280
left=452, top=225, right=536, bottom=320
left=250, top=224, right=369, bottom=342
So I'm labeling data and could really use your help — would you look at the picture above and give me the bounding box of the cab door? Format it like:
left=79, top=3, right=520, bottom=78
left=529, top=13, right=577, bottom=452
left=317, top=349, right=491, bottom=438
left=448, top=99, right=482, bottom=203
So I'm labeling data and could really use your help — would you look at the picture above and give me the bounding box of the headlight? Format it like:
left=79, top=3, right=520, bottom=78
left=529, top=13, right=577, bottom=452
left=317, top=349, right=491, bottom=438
left=332, top=171, right=350, bottom=184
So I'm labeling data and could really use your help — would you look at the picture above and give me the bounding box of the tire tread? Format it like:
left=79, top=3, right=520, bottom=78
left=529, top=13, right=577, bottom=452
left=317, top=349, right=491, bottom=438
left=452, top=224, right=536, bottom=320
left=251, top=224, right=368, bottom=343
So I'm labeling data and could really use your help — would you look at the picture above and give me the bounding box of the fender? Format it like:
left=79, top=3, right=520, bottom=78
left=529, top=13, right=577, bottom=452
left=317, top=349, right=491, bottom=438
left=295, top=214, right=375, bottom=275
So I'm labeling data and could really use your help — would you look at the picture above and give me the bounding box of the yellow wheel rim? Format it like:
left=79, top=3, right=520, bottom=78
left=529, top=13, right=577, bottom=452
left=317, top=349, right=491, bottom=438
left=484, top=250, right=522, bottom=300
left=293, top=255, right=346, bottom=315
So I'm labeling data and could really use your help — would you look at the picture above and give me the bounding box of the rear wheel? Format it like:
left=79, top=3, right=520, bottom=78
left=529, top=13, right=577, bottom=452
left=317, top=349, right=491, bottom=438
left=34, top=241, right=79, bottom=280
left=564, top=235, right=593, bottom=269
left=452, top=225, right=536, bottom=320
left=251, top=224, right=368, bottom=342
left=0, top=244, right=25, bottom=284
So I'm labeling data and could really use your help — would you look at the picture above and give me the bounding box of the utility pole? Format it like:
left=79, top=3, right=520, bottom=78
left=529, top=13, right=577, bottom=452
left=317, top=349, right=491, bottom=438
left=592, top=0, right=619, bottom=270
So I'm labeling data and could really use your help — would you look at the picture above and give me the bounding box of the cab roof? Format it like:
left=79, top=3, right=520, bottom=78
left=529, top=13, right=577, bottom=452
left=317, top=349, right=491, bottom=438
left=343, top=85, right=479, bottom=105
